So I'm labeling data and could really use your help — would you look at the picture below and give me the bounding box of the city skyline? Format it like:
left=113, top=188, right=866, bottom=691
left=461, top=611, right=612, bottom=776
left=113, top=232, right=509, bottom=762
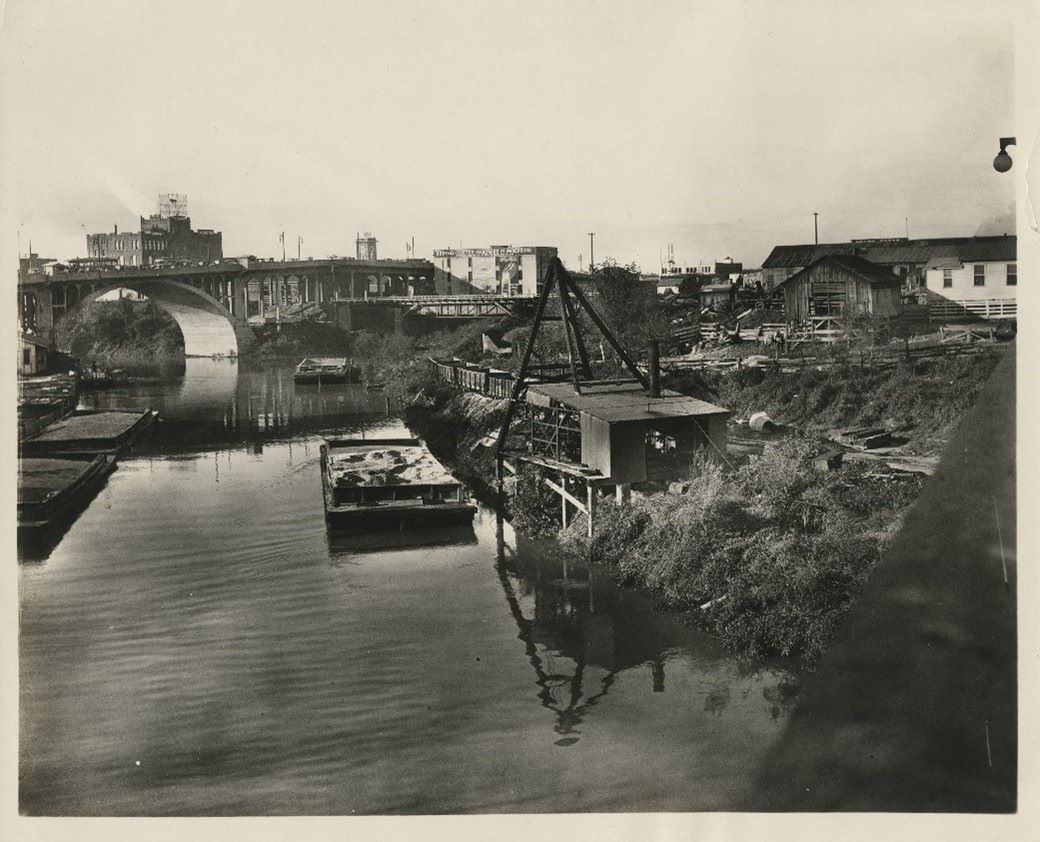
left=1, top=0, right=1015, bottom=270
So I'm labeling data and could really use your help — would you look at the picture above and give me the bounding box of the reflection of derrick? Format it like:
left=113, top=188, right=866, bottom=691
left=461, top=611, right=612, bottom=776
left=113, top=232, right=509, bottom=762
left=493, top=543, right=615, bottom=743
left=493, top=516, right=670, bottom=744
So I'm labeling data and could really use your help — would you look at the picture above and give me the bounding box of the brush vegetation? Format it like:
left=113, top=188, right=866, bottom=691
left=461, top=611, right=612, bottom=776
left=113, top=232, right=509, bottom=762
left=56, top=298, right=185, bottom=372
left=559, top=440, right=924, bottom=663
left=668, top=351, right=1004, bottom=445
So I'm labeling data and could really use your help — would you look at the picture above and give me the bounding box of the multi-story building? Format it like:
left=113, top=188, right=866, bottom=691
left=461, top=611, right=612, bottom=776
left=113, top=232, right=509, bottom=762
left=432, top=245, right=558, bottom=297
left=85, top=196, right=222, bottom=268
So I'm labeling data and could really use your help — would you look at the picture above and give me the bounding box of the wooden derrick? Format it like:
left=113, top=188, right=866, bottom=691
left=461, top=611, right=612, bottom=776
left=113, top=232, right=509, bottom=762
left=493, top=258, right=730, bottom=537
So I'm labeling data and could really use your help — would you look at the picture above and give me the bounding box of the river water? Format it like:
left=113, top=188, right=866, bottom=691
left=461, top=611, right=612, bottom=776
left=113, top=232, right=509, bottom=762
left=20, top=358, right=799, bottom=815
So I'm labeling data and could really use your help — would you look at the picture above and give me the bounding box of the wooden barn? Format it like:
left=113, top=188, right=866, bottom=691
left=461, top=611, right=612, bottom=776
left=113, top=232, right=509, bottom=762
left=778, top=255, right=903, bottom=324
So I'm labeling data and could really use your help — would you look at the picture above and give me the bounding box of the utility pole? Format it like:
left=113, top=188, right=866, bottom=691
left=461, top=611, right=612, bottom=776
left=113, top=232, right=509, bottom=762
left=812, top=212, right=818, bottom=245
left=587, top=232, right=595, bottom=271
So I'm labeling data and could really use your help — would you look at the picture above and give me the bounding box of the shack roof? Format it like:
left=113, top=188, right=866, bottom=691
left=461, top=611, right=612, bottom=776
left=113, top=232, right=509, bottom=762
left=776, top=255, right=903, bottom=289
left=762, top=235, right=1016, bottom=269
left=526, top=381, right=730, bottom=423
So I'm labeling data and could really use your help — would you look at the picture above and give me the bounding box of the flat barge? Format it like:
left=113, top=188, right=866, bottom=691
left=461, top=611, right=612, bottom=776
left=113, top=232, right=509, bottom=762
left=295, top=357, right=362, bottom=385
left=18, top=454, right=117, bottom=536
left=320, top=436, right=477, bottom=531
left=20, top=408, right=158, bottom=456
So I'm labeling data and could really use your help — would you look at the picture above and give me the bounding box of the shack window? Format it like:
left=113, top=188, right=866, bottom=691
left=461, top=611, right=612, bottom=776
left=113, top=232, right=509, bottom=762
left=1007, top=263, right=1017, bottom=286
left=974, top=265, right=986, bottom=287
left=809, top=281, right=847, bottom=316
left=942, top=269, right=953, bottom=288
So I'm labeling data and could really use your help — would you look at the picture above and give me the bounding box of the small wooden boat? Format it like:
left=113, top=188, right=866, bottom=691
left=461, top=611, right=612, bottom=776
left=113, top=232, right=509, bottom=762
left=20, top=409, right=158, bottom=456
left=321, top=436, right=477, bottom=531
left=294, top=357, right=361, bottom=385
left=18, top=453, right=117, bottom=536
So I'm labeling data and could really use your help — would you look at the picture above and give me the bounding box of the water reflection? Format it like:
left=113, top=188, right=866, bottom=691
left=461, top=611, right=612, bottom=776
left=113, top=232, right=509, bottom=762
left=23, top=362, right=805, bottom=813
left=492, top=516, right=801, bottom=746
left=79, top=358, right=395, bottom=453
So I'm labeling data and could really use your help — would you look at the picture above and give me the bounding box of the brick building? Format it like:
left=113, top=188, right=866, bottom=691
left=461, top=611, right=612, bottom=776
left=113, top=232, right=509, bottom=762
left=86, top=197, right=222, bottom=268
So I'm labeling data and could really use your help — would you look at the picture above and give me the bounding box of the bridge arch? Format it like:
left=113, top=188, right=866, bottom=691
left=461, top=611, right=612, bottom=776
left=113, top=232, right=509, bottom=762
left=61, top=279, right=254, bottom=358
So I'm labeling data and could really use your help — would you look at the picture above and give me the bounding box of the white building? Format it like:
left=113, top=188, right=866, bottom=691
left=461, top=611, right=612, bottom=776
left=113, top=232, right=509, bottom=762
left=923, top=237, right=1017, bottom=320
left=432, top=246, right=558, bottom=297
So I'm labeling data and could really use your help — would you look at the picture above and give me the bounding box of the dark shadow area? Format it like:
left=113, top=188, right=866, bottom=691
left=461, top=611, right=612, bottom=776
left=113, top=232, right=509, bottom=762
left=744, top=348, right=1016, bottom=811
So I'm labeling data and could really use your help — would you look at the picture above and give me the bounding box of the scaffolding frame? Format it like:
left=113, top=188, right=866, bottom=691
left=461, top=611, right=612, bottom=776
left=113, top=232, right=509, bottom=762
left=495, top=257, right=651, bottom=536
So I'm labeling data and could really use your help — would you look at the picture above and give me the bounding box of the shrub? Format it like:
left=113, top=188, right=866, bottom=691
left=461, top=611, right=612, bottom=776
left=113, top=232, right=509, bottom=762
left=566, top=436, right=920, bottom=665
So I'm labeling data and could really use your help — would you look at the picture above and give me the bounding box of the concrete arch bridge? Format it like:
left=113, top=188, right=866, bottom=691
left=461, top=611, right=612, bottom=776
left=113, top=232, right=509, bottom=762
left=18, top=256, right=437, bottom=358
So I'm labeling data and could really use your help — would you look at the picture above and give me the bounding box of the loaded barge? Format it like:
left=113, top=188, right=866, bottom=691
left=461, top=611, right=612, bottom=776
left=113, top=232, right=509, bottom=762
left=320, top=437, right=476, bottom=531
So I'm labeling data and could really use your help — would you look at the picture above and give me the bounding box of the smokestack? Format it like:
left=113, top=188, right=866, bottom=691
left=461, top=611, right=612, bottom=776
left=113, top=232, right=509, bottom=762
left=114, top=224, right=118, bottom=235
left=648, top=340, right=660, bottom=399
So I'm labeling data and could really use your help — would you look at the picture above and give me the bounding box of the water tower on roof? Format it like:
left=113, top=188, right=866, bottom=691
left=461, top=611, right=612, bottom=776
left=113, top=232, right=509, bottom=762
left=158, top=193, right=188, bottom=219
left=356, top=232, right=377, bottom=261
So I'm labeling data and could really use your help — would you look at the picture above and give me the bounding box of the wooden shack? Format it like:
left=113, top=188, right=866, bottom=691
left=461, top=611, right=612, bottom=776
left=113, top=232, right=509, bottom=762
left=19, top=334, right=49, bottom=376
left=523, top=381, right=730, bottom=485
left=778, top=255, right=903, bottom=324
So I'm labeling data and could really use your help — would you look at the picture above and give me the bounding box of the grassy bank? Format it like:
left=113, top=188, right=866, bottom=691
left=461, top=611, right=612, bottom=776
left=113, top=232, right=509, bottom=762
left=559, top=442, right=923, bottom=663
left=390, top=345, right=1002, bottom=665
left=667, top=350, right=1005, bottom=448
left=387, top=355, right=507, bottom=503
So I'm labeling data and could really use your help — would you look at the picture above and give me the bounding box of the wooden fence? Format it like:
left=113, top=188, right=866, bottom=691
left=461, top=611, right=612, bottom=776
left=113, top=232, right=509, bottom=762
left=928, top=298, right=1016, bottom=321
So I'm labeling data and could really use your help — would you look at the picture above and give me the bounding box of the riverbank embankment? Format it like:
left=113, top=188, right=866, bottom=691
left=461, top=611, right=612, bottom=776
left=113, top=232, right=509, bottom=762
left=393, top=344, right=1008, bottom=665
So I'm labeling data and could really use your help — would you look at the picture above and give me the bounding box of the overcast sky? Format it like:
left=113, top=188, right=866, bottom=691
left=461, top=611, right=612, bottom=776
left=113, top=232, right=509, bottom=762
left=0, top=0, right=1015, bottom=270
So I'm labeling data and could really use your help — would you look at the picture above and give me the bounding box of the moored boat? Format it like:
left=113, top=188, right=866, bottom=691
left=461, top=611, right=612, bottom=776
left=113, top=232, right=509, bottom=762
left=20, top=408, right=158, bottom=456
left=294, top=357, right=361, bottom=385
left=320, top=436, right=477, bottom=531
left=18, top=453, right=117, bottom=537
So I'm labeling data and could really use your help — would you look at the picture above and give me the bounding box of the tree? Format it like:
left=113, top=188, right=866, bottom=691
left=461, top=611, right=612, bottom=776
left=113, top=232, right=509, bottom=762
left=586, top=259, right=668, bottom=353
